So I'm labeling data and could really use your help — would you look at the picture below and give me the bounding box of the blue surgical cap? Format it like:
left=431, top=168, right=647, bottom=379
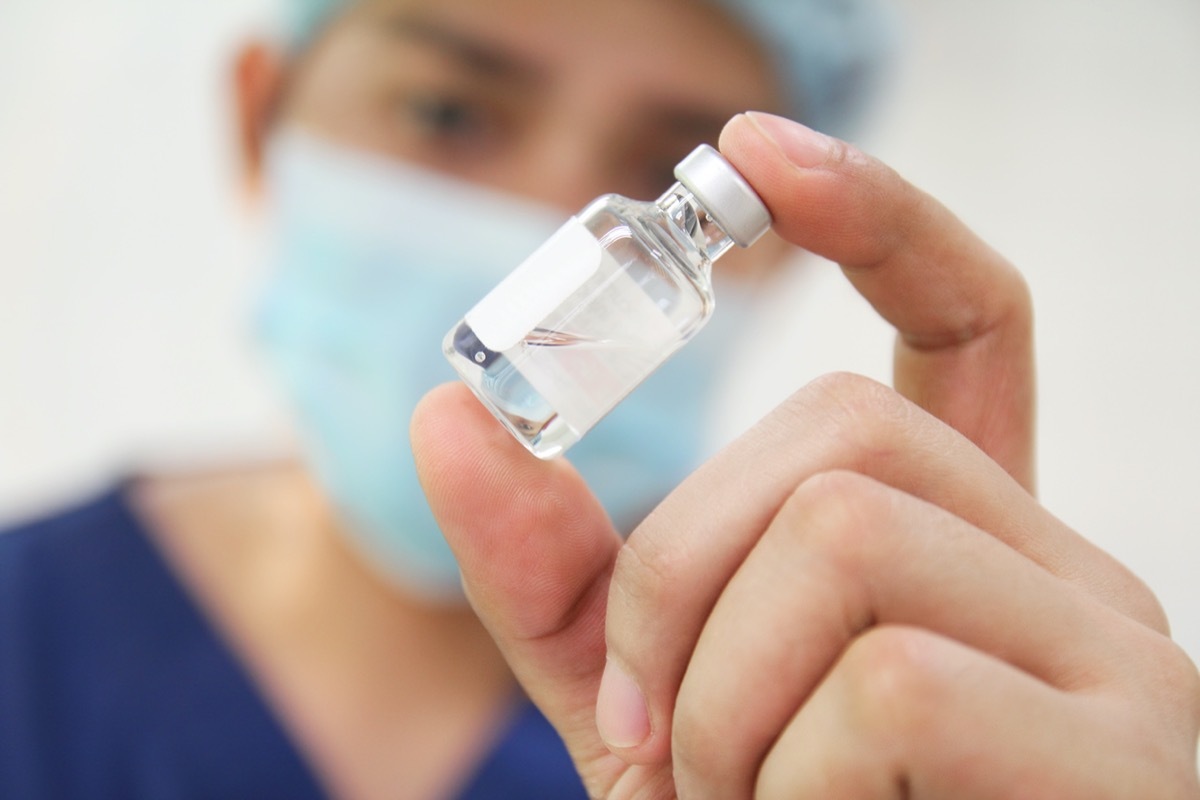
left=279, top=0, right=894, bottom=138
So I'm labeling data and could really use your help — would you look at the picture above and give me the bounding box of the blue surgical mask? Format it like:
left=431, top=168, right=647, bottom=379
left=255, top=128, right=748, bottom=600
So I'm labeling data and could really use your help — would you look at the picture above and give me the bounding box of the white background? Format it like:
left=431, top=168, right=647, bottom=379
left=2, top=0, right=1199, bottom=670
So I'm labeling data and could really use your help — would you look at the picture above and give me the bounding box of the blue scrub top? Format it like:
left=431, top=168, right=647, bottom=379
left=0, top=487, right=587, bottom=799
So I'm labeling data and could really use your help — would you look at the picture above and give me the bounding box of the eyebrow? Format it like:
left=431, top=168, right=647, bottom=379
left=377, top=12, right=545, bottom=85
left=368, top=9, right=741, bottom=143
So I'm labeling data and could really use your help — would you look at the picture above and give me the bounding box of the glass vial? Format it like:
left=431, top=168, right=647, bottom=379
left=444, top=144, right=771, bottom=459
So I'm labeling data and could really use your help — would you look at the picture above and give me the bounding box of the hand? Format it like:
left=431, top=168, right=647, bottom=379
left=411, top=113, right=1200, bottom=798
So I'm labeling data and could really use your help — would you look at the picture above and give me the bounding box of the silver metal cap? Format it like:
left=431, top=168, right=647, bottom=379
left=673, top=144, right=772, bottom=248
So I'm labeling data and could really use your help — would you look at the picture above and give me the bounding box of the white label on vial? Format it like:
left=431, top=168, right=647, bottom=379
left=513, top=262, right=684, bottom=434
left=466, top=217, right=602, bottom=352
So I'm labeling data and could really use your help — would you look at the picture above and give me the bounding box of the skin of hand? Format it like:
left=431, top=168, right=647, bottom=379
left=411, top=112, right=1200, bottom=799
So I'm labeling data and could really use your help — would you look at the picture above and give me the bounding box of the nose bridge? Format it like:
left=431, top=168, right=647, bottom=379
left=507, top=119, right=614, bottom=212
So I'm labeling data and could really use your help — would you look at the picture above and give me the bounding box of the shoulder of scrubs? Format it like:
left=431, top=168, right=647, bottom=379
left=0, top=486, right=326, bottom=800
left=0, top=487, right=589, bottom=799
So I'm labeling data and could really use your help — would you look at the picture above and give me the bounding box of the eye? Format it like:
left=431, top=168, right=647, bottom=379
left=401, top=91, right=492, bottom=146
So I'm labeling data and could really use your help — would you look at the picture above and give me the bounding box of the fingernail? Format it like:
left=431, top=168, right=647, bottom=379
left=745, top=111, right=834, bottom=169
left=596, top=658, right=649, bottom=750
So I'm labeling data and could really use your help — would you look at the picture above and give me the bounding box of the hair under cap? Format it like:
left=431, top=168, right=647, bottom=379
left=278, top=0, right=894, bottom=138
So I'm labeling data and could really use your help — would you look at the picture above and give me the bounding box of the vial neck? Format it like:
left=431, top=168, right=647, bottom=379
left=656, top=183, right=736, bottom=264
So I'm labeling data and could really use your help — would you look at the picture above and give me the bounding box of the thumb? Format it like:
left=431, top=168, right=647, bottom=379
left=410, top=383, right=628, bottom=791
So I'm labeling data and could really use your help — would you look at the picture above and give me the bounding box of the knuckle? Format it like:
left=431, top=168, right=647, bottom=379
left=941, top=256, right=1032, bottom=347
left=1115, top=569, right=1173, bottom=636
left=839, top=626, right=948, bottom=740
left=1137, top=592, right=1172, bottom=638
left=780, top=469, right=890, bottom=570
left=795, top=371, right=920, bottom=456
left=1006, top=265, right=1034, bottom=319
left=791, top=467, right=879, bottom=509
left=806, top=370, right=893, bottom=414
left=824, top=136, right=871, bottom=171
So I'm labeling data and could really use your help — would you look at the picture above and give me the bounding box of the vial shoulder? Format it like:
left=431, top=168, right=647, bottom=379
left=575, top=193, right=661, bottom=228
left=575, top=193, right=710, bottom=281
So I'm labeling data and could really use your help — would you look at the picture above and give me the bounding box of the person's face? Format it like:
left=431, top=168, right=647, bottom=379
left=275, top=0, right=784, bottom=210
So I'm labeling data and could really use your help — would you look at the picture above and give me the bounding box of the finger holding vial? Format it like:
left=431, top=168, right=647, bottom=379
left=719, top=111, right=1036, bottom=489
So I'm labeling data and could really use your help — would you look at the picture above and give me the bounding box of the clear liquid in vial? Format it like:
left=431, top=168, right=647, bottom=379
left=445, top=210, right=706, bottom=458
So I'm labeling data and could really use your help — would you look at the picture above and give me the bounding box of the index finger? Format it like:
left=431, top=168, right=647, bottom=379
left=721, top=112, right=1035, bottom=490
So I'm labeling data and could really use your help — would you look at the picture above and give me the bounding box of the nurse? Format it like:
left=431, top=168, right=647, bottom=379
left=1, top=0, right=895, bottom=798
left=3, top=0, right=1197, bottom=799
